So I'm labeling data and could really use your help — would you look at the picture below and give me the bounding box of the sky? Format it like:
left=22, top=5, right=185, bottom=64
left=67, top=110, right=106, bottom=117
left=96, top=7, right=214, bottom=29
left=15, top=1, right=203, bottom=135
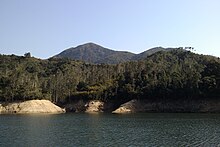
left=0, top=0, right=220, bottom=59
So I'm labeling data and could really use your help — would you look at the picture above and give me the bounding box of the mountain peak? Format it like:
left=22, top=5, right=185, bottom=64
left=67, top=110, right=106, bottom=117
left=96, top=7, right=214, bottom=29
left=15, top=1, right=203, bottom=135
left=77, top=42, right=103, bottom=48
left=54, top=43, right=134, bottom=64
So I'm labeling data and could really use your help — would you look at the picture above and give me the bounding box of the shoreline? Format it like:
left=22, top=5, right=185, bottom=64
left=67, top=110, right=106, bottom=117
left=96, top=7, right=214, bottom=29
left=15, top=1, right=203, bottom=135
left=2, top=98, right=220, bottom=114
left=0, top=100, right=65, bottom=114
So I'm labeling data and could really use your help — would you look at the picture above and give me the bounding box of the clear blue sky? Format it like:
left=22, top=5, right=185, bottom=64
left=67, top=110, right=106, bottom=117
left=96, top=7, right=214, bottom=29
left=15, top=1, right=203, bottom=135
left=0, top=0, right=220, bottom=58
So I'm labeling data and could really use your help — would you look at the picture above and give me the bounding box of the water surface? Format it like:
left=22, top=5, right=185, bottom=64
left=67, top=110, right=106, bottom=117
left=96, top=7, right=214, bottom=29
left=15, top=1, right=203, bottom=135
left=0, top=113, right=220, bottom=146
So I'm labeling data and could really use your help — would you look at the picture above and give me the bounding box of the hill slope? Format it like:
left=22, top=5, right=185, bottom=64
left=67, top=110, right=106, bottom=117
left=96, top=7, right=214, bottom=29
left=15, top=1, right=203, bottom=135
left=1, top=50, right=220, bottom=112
left=54, top=43, right=178, bottom=64
left=131, top=47, right=176, bottom=60
left=54, top=43, right=135, bottom=64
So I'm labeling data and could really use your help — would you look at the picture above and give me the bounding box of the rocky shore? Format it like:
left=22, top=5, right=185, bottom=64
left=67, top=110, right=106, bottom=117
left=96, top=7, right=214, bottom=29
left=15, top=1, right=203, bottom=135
left=0, top=100, right=65, bottom=114
left=64, top=100, right=113, bottom=113
left=63, top=98, right=220, bottom=113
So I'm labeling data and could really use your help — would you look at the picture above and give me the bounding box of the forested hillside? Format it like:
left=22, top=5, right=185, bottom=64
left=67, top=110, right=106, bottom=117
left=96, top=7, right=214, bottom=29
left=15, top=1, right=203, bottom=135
left=0, top=50, right=220, bottom=105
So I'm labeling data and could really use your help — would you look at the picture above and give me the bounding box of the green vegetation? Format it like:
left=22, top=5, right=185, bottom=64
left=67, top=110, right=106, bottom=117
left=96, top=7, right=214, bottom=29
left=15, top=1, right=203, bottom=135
left=0, top=50, right=220, bottom=105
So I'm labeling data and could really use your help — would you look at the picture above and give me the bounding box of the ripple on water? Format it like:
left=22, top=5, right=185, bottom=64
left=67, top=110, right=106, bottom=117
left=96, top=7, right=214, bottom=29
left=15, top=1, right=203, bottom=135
left=0, top=113, right=220, bottom=146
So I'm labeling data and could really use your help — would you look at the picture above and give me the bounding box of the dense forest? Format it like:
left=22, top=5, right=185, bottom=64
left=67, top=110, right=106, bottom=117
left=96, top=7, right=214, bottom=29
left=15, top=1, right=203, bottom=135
left=0, top=50, right=220, bottom=105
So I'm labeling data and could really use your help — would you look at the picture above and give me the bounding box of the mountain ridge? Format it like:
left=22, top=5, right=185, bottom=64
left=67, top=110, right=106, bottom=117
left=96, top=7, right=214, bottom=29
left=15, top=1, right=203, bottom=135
left=53, top=43, right=179, bottom=64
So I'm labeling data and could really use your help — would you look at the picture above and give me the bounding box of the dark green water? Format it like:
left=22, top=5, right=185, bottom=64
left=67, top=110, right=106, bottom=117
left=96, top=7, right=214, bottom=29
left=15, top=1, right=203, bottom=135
left=0, top=113, right=220, bottom=147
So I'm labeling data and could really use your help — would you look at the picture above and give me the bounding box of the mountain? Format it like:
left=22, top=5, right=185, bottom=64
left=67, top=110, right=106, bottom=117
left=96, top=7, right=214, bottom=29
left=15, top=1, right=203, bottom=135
left=54, top=43, right=179, bottom=64
left=54, top=43, right=135, bottom=64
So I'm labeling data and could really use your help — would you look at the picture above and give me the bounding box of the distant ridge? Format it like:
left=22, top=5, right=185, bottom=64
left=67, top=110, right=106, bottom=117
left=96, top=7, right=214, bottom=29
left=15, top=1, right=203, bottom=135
left=54, top=43, right=134, bottom=64
left=53, top=43, right=179, bottom=64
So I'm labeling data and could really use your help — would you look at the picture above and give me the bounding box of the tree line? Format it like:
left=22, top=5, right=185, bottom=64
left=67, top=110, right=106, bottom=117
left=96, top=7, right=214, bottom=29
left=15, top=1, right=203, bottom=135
left=0, top=50, right=220, bottom=104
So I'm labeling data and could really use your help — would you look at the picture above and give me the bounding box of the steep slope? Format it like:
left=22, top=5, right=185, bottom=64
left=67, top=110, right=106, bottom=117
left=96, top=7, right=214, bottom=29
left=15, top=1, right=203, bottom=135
left=54, top=43, right=135, bottom=64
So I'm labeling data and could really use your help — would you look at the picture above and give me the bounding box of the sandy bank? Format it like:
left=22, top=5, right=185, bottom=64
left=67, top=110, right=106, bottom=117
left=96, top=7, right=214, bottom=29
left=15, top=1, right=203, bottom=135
left=112, top=98, right=220, bottom=113
left=0, top=100, right=65, bottom=114
left=112, top=99, right=144, bottom=113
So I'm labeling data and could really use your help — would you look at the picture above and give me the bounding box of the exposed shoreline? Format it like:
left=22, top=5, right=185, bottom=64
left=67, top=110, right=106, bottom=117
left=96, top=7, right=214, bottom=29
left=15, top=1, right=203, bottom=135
left=1, top=99, right=220, bottom=114
left=65, top=99, right=220, bottom=114
left=0, top=100, right=65, bottom=114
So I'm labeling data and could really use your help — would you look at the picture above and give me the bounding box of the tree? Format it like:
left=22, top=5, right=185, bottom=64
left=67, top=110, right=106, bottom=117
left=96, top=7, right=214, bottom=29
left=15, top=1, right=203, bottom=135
left=24, top=52, right=31, bottom=58
left=77, top=81, right=88, bottom=91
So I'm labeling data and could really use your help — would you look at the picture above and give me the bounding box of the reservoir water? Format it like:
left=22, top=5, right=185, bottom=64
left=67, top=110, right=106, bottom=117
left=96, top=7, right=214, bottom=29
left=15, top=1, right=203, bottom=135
left=0, top=113, right=220, bottom=146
